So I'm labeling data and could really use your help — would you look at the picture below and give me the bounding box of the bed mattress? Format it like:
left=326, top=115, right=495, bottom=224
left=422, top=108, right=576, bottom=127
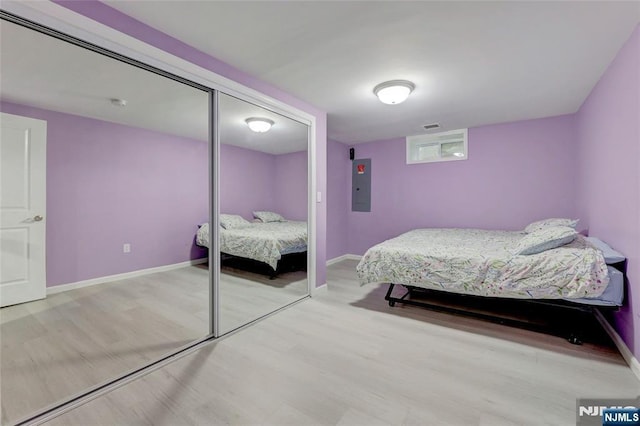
left=197, top=221, right=307, bottom=270
left=564, top=265, right=623, bottom=306
left=356, top=228, right=609, bottom=300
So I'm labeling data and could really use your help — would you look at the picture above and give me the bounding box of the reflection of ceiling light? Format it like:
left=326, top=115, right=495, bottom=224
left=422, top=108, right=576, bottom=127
left=110, top=98, right=127, bottom=107
left=245, top=117, right=274, bottom=133
left=453, top=152, right=465, bottom=157
left=373, top=80, right=415, bottom=105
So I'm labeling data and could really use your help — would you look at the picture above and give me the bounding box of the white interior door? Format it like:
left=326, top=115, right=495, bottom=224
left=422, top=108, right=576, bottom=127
left=1, top=112, right=47, bottom=307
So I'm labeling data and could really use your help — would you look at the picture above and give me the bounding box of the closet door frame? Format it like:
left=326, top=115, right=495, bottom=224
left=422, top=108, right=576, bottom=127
left=1, top=0, right=317, bottom=337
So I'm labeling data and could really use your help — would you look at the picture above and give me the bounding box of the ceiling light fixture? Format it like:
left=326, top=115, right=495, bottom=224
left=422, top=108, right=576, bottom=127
left=373, top=80, right=415, bottom=105
left=245, top=117, right=274, bottom=133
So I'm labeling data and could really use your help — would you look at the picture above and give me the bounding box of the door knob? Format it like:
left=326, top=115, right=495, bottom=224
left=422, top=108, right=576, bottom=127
left=33, top=215, right=43, bottom=222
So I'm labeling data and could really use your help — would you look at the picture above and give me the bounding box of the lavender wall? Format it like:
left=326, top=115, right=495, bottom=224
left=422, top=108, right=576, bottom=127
left=326, top=140, right=349, bottom=260
left=220, top=145, right=308, bottom=222
left=274, top=150, right=308, bottom=221
left=220, top=144, right=276, bottom=220
left=576, top=26, right=639, bottom=358
left=55, top=0, right=328, bottom=286
left=1, top=101, right=209, bottom=287
left=346, top=115, right=578, bottom=255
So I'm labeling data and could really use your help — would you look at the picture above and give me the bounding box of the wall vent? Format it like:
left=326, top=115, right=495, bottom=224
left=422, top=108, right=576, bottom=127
left=423, top=123, right=440, bottom=130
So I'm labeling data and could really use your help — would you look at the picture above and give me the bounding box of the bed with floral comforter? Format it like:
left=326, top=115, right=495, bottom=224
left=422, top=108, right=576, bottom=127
left=356, top=228, right=609, bottom=300
left=197, top=221, right=307, bottom=270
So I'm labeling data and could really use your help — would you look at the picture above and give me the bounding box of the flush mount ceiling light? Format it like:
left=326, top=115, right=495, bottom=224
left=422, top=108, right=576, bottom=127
left=245, top=117, right=274, bottom=133
left=373, top=80, right=415, bottom=105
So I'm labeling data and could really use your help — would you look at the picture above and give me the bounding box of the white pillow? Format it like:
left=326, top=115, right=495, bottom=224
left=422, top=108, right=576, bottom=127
left=585, top=237, right=626, bottom=264
left=514, top=226, right=578, bottom=255
left=524, top=218, right=579, bottom=234
left=220, top=214, right=251, bottom=229
left=253, top=211, right=286, bottom=223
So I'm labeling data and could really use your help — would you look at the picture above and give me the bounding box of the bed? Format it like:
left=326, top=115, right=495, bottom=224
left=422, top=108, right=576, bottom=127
left=356, top=227, right=624, bottom=344
left=196, top=220, right=307, bottom=278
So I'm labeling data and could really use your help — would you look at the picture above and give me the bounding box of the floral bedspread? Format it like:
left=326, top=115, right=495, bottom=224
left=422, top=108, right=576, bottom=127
left=356, top=228, right=609, bottom=299
left=198, top=222, right=307, bottom=270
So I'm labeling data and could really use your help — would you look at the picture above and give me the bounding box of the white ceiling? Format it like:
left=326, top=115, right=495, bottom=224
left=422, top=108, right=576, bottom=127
left=0, top=20, right=308, bottom=154
left=0, top=20, right=209, bottom=142
left=104, top=1, right=639, bottom=144
left=220, top=93, right=308, bottom=154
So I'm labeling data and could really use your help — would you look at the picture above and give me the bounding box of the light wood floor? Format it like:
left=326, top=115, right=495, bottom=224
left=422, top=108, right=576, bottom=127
left=0, top=265, right=307, bottom=424
left=218, top=265, right=308, bottom=334
left=37, top=259, right=639, bottom=426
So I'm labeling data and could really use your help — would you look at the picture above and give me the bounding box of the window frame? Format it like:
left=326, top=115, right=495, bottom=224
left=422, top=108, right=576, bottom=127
left=406, top=128, right=468, bottom=164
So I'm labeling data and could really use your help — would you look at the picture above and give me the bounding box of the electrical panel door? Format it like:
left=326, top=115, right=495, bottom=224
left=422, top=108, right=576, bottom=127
left=352, top=158, right=371, bottom=212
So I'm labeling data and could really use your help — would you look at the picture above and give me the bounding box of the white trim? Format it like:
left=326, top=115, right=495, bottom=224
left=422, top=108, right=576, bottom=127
left=594, top=309, right=640, bottom=382
left=307, top=122, right=317, bottom=297
left=311, top=282, right=328, bottom=296
left=211, top=91, right=220, bottom=337
left=326, top=254, right=362, bottom=266
left=46, top=258, right=207, bottom=295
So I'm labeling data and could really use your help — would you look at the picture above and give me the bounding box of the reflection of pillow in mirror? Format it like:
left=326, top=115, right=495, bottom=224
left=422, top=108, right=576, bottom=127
left=253, top=211, right=286, bottom=223
left=514, top=226, right=578, bottom=255
left=523, top=218, right=579, bottom=233
left=220, top=214, right=251, bottom=229
left=196, top=223, right=210, bottom=248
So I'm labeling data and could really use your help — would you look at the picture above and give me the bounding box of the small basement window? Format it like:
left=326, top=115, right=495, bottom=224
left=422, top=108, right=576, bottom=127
left=406, top=128, right=468, bottom=164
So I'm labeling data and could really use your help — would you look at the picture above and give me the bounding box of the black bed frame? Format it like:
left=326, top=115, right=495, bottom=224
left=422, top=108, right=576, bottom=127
left=221, top=251, right=307, bottom=279
left=383, top=260, right=626, bottom=345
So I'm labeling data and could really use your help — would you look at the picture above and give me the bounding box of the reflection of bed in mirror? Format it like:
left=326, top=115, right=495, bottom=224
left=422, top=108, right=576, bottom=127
left=196, top=220, right=307, bottom=279
left=216, top=92, right=309, bottom=334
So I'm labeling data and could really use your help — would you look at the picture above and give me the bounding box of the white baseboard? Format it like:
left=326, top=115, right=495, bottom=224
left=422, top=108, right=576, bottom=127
left=47, top=258, right=208, bottom=295
left=326, top=254, right=362, bottom=266
left=594, top=309, right=640, bottom=382
left=311, top=282, right=327, bottom=296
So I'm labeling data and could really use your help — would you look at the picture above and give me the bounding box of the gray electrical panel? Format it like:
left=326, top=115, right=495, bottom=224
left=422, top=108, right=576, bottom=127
left=352, top=158, right=371, bottom=212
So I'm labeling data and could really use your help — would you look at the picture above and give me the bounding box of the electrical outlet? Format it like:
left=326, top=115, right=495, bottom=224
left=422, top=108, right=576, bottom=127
left=123, top=243, right=131, bottom=253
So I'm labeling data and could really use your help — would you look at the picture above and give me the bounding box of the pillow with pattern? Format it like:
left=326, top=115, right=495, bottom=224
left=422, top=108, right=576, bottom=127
left=253, top=211, right=286, bottom=223
left=524, top=218, right=579, bottom=234
left=514, top=226, right=578, bottom=255
left=220, top=214, right=251, bottom=229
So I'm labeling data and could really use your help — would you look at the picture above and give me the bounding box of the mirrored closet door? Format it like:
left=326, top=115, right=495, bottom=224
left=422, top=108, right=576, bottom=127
left=217, top=93, right=310, bottom=334
left=0, top=18, right=212, bottom=423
